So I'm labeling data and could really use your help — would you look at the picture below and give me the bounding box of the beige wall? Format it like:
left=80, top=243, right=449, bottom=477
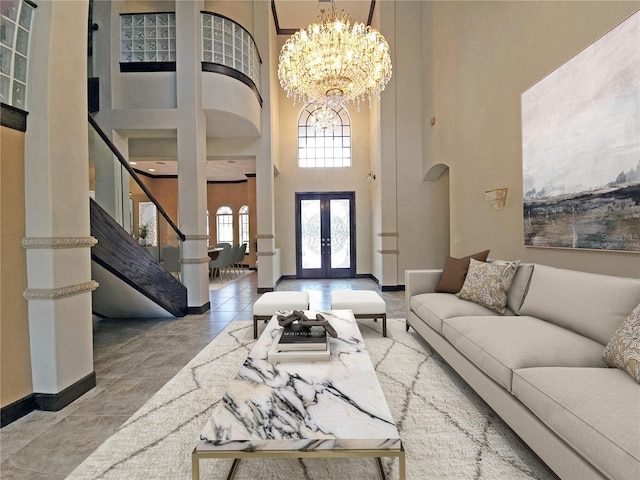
left=136, top=176, right=257, bottom=267
left=137, top=175, right=180, bottom=247
left=1, top=126, right=33, bottom=408
left=393, top=1, right=451, bottom=279
left=275, top=93, right=374, bottom=276
left=423, top=1, right=640, bottom=277
left=207, top=180, right=257, bottom=268
left=205, top=1, right=254, bottom=31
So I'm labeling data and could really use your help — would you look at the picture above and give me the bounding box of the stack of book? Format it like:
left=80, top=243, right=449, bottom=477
left=268, top=323, right=331, bottom=363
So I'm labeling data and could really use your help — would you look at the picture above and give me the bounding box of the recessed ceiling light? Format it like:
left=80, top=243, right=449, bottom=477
left=130, top=161, right=137, bottom=165
left=148, top=168, right=156, bottom=172
left=156, top=161, right=166, bottom=165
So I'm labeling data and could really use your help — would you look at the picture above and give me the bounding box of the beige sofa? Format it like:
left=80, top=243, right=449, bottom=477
left=405, top=262, right=640, bottom=480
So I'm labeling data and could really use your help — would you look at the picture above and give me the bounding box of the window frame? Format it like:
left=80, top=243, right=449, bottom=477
left=239, top=205, right=249, bottom=252
left=0, top=0, right=35, bottom=109
left=297, top=104, right=351, bottom=168
left=215, top=205, right=234, bottom=244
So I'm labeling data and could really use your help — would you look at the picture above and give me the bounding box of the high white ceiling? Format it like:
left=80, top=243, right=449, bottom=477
left=273, top=0, right=373, bottom=32
left=127, top=1, right=375, bottom=182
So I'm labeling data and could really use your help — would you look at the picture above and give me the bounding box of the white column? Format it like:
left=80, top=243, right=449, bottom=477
left=23, top=0, right=97, bottom=400
left=377, top=1, right=399, bottom=288
left=254, top=1, right=278, bottom=292
left=175, top=0, right=210, bottom=310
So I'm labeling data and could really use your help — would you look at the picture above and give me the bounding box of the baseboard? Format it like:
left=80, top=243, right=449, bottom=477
left=33, top=371, right=97, bottom=412
left=268, top=273, right=405, bottom=292
left=381, top=285, right=405, bottom=292
left=188, top=301, right=211, bottom=315
left=360, top=273, right=405, bottom=292
left=1, top=394, right=35, bottom=427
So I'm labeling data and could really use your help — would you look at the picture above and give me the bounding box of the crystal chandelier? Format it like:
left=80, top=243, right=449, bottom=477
left=309, top=103, right=340, bottom=132
left=277, top=0, right=392, bottom=117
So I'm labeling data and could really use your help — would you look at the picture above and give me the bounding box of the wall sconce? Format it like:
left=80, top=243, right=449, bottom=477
left=367, top=171, right=377, bottom=182
left=485, top=188, right=508, bottom=210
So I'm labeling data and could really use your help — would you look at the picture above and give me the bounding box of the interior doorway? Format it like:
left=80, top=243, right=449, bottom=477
left=295, top=192, right=356, bottom=278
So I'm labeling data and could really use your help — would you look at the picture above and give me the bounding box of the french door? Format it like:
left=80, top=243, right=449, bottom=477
left=296, top=192, right=356, bottom=279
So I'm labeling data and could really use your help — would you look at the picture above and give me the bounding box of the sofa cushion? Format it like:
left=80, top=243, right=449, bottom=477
left=457, top=259, right=519, bottom=314
left=442, top=316, right=606, bottom=391
left=504, top=262, right=534, bottom=314
left=410, top=293, right=508, bottom=334
left=519, top=264, right=640, bottom=345
left=513, top=367, right=640, bottom=480
left=603, top=302, right=640, bottom=383
left=435, top=250, right=490, bottom=293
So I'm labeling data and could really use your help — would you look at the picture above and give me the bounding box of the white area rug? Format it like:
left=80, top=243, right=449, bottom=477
left=67, top=319, right=554, bottom=480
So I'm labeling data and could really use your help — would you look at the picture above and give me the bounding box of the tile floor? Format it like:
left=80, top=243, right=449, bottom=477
left=0, top=271, right=405, bottom=479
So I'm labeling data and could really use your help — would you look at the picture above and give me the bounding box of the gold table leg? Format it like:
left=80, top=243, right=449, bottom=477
left=192, top=449, right=199, bottom=480
left=192, top=446, right=405, bottom=479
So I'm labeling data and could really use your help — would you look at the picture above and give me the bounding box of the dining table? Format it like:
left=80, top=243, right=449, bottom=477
left=207, top=247, right=223, bottom=260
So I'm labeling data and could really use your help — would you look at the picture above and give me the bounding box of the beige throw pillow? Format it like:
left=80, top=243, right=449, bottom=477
left=603, top=303, right=640, bottom=383
left=457, top=259, right=519, bottom=314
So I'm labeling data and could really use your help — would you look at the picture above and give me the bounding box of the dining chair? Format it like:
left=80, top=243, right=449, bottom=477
left=209, top=243, right=232, bottom=282
left=161, top=245, right=181, bottom=280
left=233, top=242, right=247, bottom=276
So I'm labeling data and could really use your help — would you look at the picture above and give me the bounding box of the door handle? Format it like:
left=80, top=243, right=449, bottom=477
left=321, top=237, right=331, bottom=253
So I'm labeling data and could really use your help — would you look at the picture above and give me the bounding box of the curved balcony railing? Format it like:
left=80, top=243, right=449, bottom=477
left=118, top=11, right=261, bottom=104
left=201, top=12, right=262, bottom=104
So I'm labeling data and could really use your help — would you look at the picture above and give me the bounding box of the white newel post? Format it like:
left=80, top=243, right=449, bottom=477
left=23, top=0, right=97, bottom=406
left=176, top=0, right=210, bottom=311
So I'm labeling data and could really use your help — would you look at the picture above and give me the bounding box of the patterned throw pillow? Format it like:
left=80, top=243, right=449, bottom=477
left=603, top=303, right=640, bottom=383
left=457, top=259, right=519, bottom=314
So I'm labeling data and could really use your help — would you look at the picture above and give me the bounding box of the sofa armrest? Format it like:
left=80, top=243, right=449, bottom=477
left=406, top=269, right=442, bottom=296
left=405, top=269, right=443, bottom=317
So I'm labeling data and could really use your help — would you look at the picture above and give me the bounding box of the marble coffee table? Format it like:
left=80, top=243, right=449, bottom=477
left=192, top=310, right=405, bottom=479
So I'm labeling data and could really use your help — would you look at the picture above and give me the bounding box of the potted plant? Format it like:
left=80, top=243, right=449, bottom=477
left=139, top=223, right=149, bottom=246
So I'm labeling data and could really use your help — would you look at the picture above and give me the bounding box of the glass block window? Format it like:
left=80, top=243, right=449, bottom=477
left=216, top=205, right=233, bottom=244
left=0, top=0, right=34, bottom=109
left=202, top=13, right=260, bottom=92
left=298, top=105, right=352, bottom=168
left=120, top=13, right=176, bottom=63
left=239, top=205, right=249, bottom=251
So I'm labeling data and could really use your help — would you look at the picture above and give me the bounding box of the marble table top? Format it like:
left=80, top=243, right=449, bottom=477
left=197, top=310, right=401, bottom=452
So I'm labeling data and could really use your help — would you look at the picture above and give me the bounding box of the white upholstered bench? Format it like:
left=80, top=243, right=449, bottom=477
left=330, top=290, right=387, bottom=337
left=252, top=291, right=310, bottom=338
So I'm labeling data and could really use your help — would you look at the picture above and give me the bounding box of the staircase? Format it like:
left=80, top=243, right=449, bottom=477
left=90, top=199, right=187, bottom=318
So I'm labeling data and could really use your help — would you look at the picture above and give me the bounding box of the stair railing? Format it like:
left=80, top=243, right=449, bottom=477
left=88, top=114, right=185, bottom=276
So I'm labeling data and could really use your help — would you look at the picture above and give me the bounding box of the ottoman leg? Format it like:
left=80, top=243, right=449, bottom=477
left=382, top=313, right=387, bottom=337
left=253, top=315, right=258, bottom=339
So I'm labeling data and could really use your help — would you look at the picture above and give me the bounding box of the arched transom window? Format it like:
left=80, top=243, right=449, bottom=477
left=298, top=105, right=351, bottom=168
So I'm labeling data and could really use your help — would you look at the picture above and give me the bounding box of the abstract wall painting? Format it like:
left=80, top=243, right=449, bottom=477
left=522, top=11, right=640, bottom=252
